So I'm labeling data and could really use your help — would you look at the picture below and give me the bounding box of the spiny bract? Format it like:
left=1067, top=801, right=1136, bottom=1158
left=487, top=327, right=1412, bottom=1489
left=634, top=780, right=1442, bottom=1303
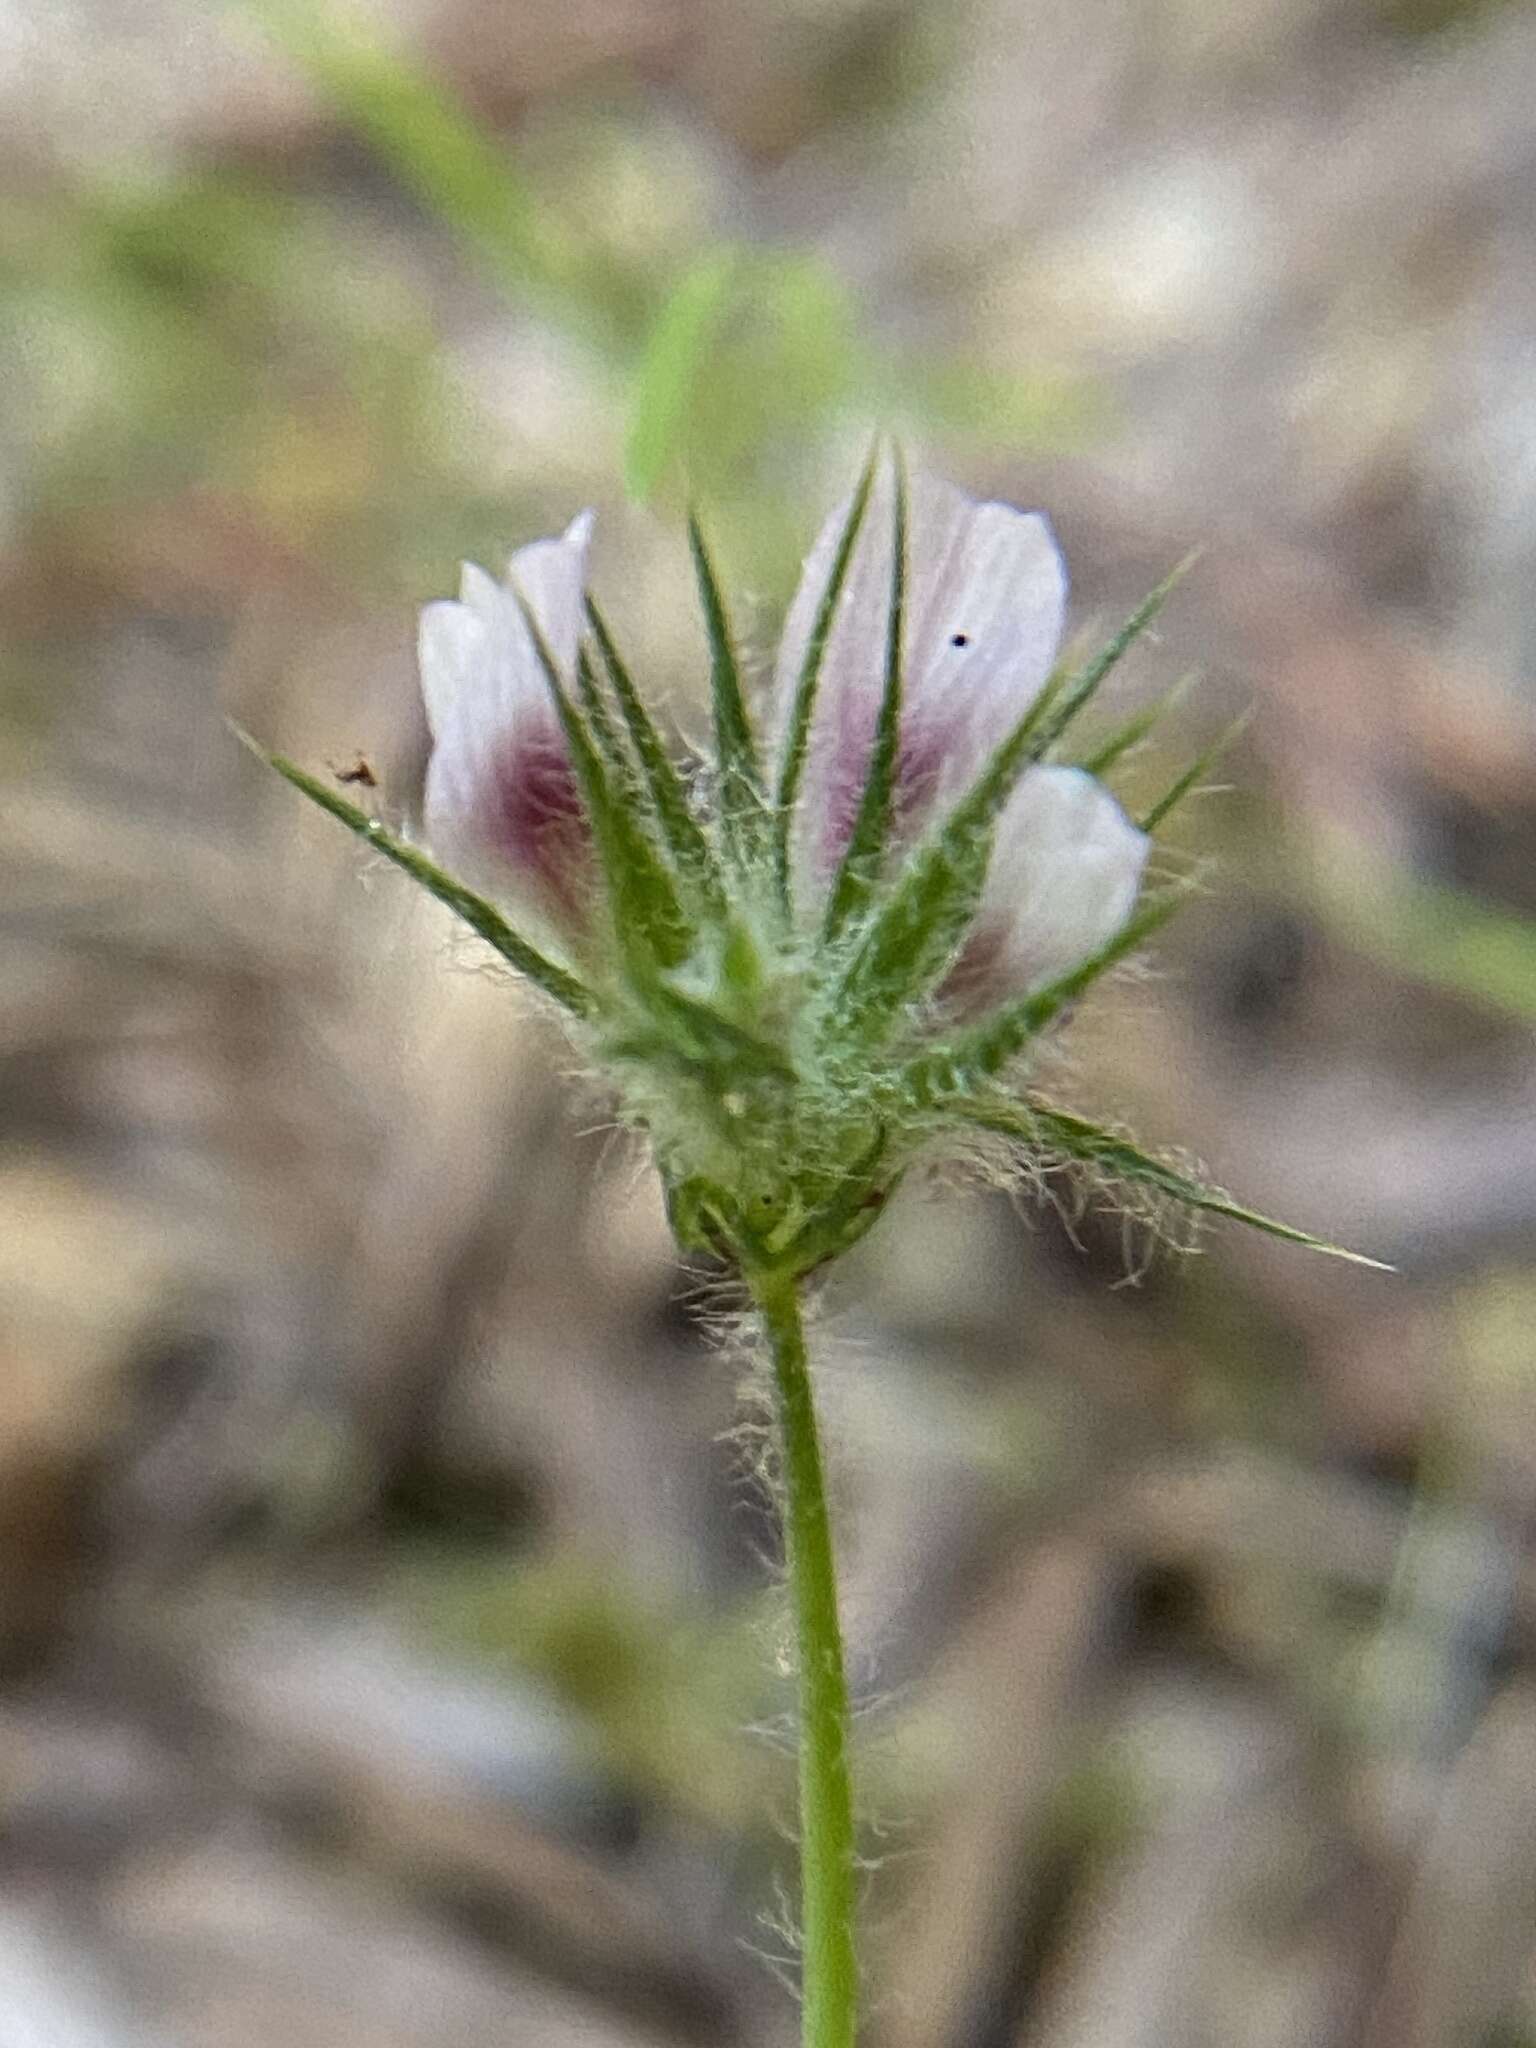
left=250, top=451, right=1382, bottom=1279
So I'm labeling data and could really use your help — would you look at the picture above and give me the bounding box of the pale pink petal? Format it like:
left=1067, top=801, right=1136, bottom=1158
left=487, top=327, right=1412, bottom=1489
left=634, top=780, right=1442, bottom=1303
left=946, top=765, right=1148, bottom=1010
left=417, top=598, right=489, bottom=752
left=777, top=462, right=1066, bottom=900
left=419, top=512, right=595, bottom=933
left=504, top=511, right=594, bottom=654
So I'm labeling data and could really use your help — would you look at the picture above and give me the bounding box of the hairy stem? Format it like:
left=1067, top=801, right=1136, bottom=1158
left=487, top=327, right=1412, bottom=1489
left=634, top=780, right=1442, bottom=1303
left=751, top=1265, right=859, bottom=2048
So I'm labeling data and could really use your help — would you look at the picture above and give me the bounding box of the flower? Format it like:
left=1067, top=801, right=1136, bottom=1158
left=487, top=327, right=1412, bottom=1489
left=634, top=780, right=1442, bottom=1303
left=411, top=462, right=1155, bottom=1032
left=774, top=460, right=1149, bottom=1003
left=257, top=453, right=1378, bottom=1273
left=944, top=764, right=1152, bottom=1009
left=418, top=511, right=595, bottom=937
left=416, top=464, right=1148, bottom=1014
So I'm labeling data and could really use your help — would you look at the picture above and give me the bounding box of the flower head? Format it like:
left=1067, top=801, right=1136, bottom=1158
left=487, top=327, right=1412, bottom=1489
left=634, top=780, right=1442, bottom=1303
left=253, top=452, right=1377, bottom=1277
left=416, top=462, right=1149, bottom=1010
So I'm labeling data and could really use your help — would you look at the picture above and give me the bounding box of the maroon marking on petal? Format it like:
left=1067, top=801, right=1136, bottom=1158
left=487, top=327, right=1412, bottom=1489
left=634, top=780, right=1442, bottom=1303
left=895, top=717, right=949, bottom=825
left=810, top=687, right=878, bottom=876
left=496, top=731, right=584, bottom=832
left=818, top=747, right=869, bottom=875
left=480, top=730, right=593, bottom=928
left=812, top=706, right=959, bottom=878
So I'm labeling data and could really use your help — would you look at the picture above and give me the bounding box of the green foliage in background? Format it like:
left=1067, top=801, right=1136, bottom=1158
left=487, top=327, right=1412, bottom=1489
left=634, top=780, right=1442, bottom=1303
left=393, top=1547, right=771, bottom=1825
left=236, top=0, right=1096, bottom=528
left=1304, top=824, right=1536, bottom=1025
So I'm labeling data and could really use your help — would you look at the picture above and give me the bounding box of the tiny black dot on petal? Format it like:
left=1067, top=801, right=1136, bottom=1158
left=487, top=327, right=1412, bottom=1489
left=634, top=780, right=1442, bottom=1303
left=950, top=632, right=970, bottom=648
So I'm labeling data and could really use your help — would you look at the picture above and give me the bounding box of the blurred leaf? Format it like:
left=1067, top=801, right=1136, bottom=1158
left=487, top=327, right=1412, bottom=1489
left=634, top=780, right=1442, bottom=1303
left=625, top=246, right=741, bottom=502
left=668, top=252, right=863, bottom=509
left=394, top=1547, right=770, bottom=1824
left=1367, top=0, right=1518, bottom=33
left=1305, top=826, right=1536, bottom=1024
left=234, top=0, right=637, bottom=351
left=900, top=356, right=1106, bottom=449
left=1, top=170, right=471, bottom=587
left=224, top=2, right=1104, bottom=525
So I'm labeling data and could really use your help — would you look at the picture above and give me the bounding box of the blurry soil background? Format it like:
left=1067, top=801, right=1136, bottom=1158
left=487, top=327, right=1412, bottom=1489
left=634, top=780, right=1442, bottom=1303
left=6, top=2, right=1536, bottom=2044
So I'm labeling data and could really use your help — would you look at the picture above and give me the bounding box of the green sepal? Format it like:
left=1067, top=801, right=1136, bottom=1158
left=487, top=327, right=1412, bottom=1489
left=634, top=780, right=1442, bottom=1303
left=574, top=645, right=641, bottom=802
left=1033, top=555, right=1199, bottom=759
left=234, top=731, right=594, bottom=1019
left=1139, top=710, right=1251, bottom=832
left=769, top=1127, right=897, bottom=1276
left=658, top=1169, right=735, bottom=1261
left=604, top=979, right=796, bottom=1085
left=1076, top=670, right=1198, bottom=778
left=896, top=887, right=1190, bottom=1109
left=959, top=1095, right=1392, bottom=1269
left=823, top=570, right=1190, bottom=1053
left=822, top=450, right=908, bottom=942
left=586, top=598, right=726, bottom=916
left=688, top=509, right=767, bottom=875
left=507, top=577, right=693, bottom=974
left=663, top=1127, right=896, bottom=1277
left=773, top=440, right=879, bottom=912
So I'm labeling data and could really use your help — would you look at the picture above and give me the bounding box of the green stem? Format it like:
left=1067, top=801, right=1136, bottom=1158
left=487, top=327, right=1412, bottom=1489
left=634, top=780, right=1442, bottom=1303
left=751, top=1265, right=859, bottom=2048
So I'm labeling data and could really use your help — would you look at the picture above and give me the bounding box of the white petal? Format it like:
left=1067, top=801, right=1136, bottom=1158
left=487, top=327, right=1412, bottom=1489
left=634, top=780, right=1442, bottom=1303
left=777, top=462, right=1067, bottom=895
left=973, top=765, right=1148, bottom=998
left=418, top=512, right=596, bottom=920
left=456, top=559, right=510, bottom=630
left=506, top=509, right=594, bottom=657
left=418, top=597, right=489, bottom=743
left=421, top=511, right=595, bottom=743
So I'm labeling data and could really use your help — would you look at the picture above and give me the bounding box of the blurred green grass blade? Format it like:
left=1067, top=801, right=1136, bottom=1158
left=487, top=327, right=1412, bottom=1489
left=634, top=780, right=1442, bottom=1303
left=963, top=1097, right=1392, bottom=1269
left=233, top=0, right=630, bottom=350
left=1304, top=827, right=1536, bottom=1024
left=896, top=357, right=1107, bottom=449
left=641, top=253, right=862, bottom=526
left=233, top=729, right=594, bottom=1017
left=625, top=247, right=741, bottom=502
